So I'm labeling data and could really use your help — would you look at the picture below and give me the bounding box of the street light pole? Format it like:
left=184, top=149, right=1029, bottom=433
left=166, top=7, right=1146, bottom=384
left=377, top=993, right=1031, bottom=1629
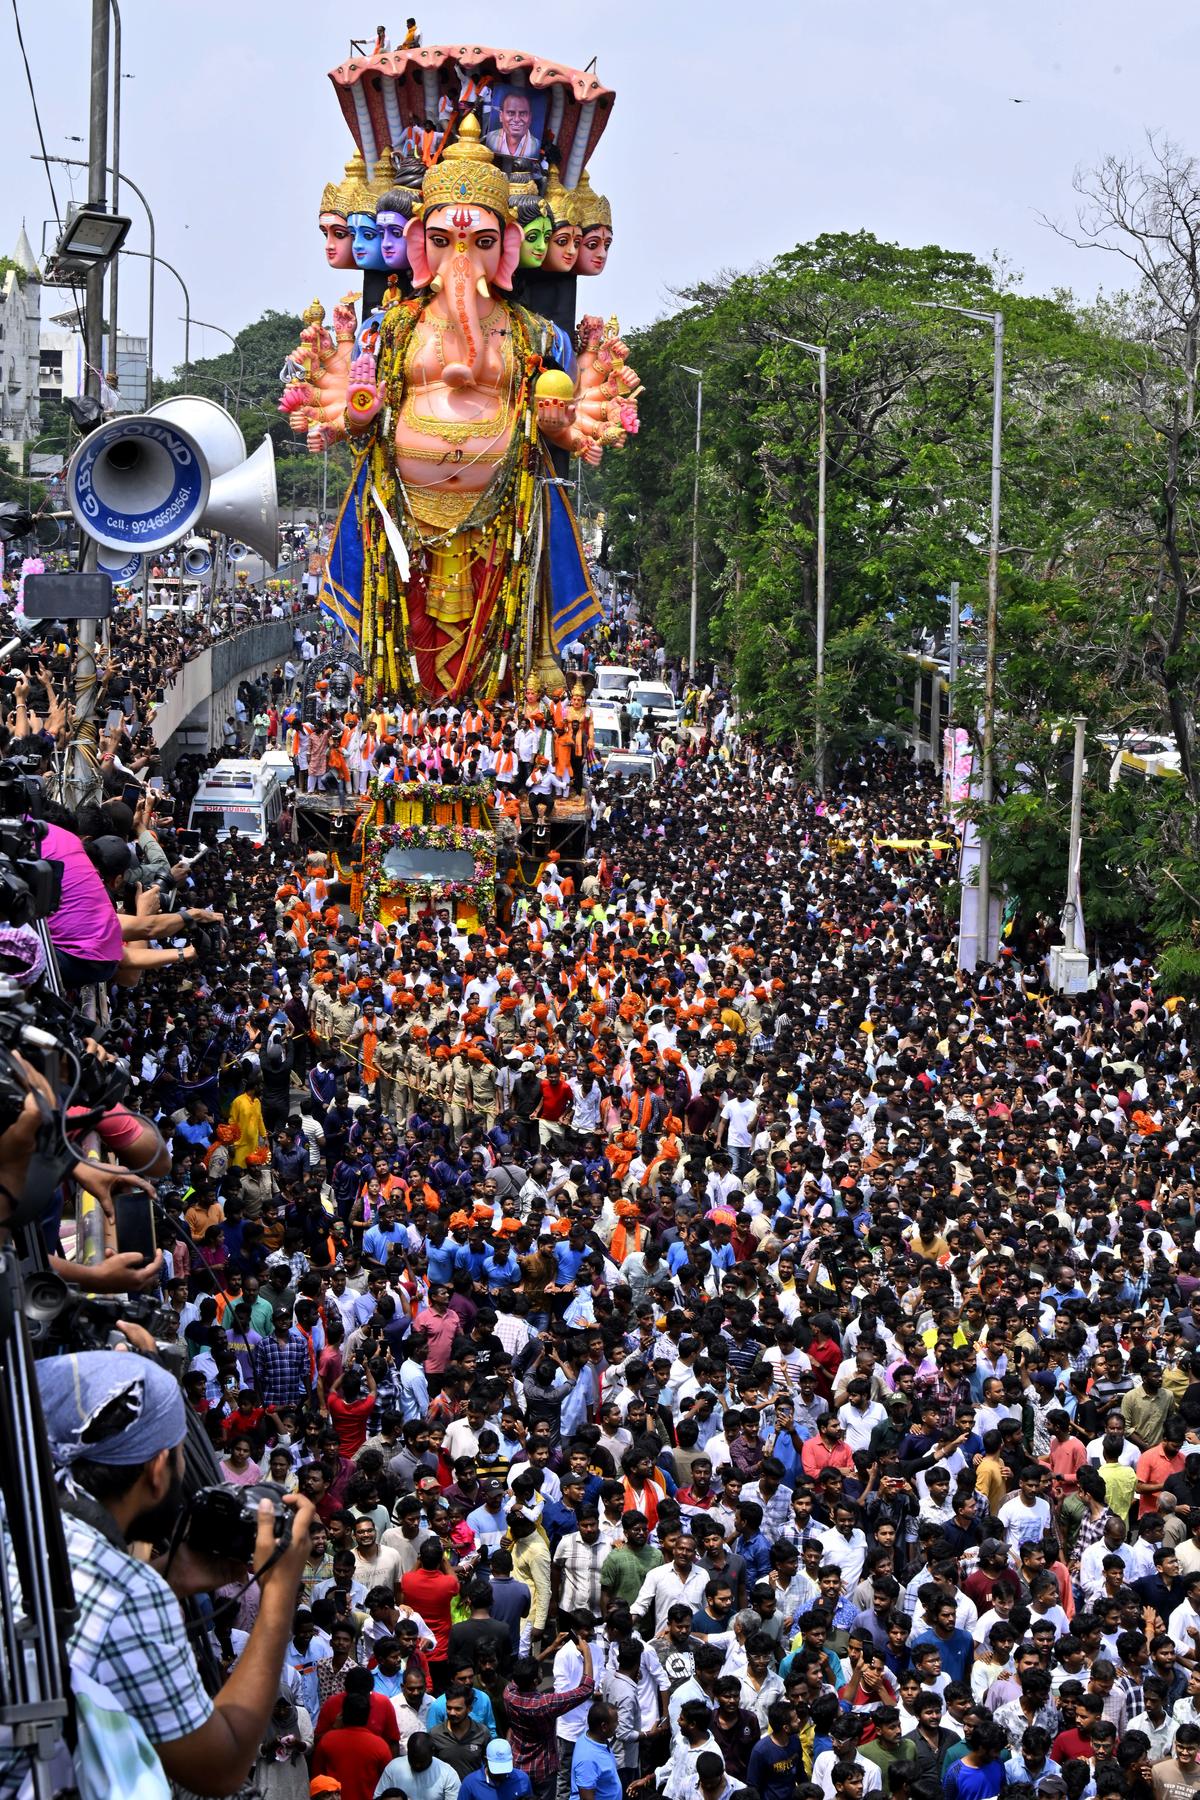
left=65, top=0, right=111, bottom=809
left=36, top=154, right=154, bottom=401
left=106, top=0, right=121, bottom=390
left=915, top=300, right=1004, bottom=966
left=678, top=365, right=703, bottom=676
left=190, top=317, right=244, bottom=413
left=123, top=248, right=189, bottom=389
left=764, top=331, right=828, bottom=790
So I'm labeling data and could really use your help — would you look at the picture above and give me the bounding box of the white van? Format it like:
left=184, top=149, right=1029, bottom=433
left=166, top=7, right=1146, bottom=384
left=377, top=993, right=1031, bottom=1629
left=593, top=664, right=638, bottom=703
left=591, top=704, right=625, bottom=756
left=628, top=681, right=680, bottom=730
left=187, top=759, right=284, bottom=845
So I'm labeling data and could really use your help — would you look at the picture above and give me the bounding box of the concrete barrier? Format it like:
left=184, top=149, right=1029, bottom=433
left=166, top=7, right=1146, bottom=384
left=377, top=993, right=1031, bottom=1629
left=151, top=612, right=320, bottom=763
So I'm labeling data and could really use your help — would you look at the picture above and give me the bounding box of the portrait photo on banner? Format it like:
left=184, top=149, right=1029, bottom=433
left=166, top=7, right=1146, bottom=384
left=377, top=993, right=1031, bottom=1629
left=483, top=85, right=546, bottom=161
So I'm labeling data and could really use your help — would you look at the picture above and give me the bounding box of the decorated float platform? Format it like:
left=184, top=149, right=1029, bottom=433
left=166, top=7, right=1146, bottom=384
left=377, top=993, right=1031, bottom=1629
left=349, top=776, right=496, bottom=931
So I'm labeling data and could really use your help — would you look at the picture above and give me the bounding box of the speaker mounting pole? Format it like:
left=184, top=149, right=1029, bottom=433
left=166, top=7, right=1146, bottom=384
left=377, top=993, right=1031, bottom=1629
left=64, top=0, right=112, bottom=809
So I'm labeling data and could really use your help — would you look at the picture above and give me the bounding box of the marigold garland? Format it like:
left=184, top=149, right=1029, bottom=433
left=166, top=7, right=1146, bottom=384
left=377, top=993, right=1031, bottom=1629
left=360, top=820, right=496, bottom=919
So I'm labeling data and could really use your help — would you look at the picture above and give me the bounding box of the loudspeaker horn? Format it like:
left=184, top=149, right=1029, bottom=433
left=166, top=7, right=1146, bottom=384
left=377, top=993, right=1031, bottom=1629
left=182, top=535, right=212, bottom=576
left=145, top=394, right=246, bottom=479
left=97, top=545, right=143, bottom=583
left=66, top=413, right=210, bottom=554
left=226, top=540, right=250, bottom=563
left=201, top=435, right=278, bottom=563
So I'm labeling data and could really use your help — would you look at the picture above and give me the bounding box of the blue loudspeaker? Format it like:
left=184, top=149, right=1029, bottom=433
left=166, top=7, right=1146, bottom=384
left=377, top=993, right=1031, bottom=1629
left=67, top=413, right=211, bottom=554
left=97, top=545, right=143, bottom=583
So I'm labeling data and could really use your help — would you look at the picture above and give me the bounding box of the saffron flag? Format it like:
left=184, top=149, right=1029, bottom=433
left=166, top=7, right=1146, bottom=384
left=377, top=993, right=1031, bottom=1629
left=318, top=455, right=368, bottom=646
left=545, top=481, right=602, bottom=653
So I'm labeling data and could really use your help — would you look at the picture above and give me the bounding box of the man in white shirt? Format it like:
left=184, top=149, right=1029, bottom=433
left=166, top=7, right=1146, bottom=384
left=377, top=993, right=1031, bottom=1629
left=997, top=1467, right=1052, bottom=1555
left=633, top=1537, right=710, bottom=1635
left=838, top=1383, right=887, bottom=1453
left=719, top=1087, right=758, bottom=1175
left=820, top=1504, right=868, bottom=1594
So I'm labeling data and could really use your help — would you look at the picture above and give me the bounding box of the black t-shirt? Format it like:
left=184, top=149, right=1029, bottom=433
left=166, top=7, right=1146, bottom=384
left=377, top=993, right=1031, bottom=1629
left=447, top=1615, right=513, bottom=1677
left=712, top=1706, right=760, bottom=1782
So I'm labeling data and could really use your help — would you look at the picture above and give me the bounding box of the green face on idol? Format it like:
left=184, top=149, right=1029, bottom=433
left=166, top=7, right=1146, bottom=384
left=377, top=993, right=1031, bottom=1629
left=519, top=215, right=553, bottom=268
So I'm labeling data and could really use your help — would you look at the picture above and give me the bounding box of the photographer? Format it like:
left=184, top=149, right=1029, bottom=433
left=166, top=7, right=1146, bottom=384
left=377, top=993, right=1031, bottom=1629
left=37, top=1348, right=314, bottom=1796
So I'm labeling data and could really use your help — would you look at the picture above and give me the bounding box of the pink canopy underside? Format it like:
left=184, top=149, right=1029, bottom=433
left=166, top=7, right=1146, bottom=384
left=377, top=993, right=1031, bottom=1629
left=327, top=42, right=615, bottom=174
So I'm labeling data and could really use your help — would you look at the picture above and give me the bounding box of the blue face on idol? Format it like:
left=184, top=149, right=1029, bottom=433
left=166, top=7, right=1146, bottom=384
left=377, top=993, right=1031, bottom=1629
left=348, top=212, right=386, bottom=271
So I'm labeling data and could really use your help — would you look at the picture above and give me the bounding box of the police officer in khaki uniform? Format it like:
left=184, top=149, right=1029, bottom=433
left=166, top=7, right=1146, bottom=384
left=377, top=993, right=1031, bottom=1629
left=375, top=1023, right=404, bottom=1121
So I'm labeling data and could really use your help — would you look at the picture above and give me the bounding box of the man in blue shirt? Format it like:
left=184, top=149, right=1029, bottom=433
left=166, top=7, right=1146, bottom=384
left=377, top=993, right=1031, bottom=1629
left=484, top=1241, right=522, bottom=1292
left=425, top=1221, right=458, bottom=1287
left=460, top=1739, right=532, bottom=1800
left=425, top=1657, right=497, bottom=1734
left=569, top=1701, right=623, bottom=1800
left=912, top=1590, right=974, bottom=1685
left=732, top=1500, right=771, bottom=1586
left=362, top=1205, right=408, bottom=1266
left=554, top=1227, right=589, bottom=1290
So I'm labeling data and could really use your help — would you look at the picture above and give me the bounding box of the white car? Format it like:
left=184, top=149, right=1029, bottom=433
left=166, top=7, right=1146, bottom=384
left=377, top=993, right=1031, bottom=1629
left=593, top=664, right=638, bottom=702
left=627, top=682, right=679, bottom=729
left=603, top=750, right=662, bottom=784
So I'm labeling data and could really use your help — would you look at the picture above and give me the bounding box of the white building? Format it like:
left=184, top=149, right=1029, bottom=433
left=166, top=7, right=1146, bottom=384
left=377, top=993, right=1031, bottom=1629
left=0, top=226, right=43, bottom=463
left=39, top=311, right=148, bottom=418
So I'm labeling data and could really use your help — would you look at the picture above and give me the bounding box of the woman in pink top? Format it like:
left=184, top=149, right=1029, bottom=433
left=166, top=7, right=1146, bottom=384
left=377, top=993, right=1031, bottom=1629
left=219, top=1435, right=263, bottom=1487
left=41, top=820, right=124, bottom=982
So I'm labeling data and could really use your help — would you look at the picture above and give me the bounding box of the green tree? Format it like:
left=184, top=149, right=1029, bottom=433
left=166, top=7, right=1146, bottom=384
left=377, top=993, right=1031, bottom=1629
left=153, top=309, right=353, bottom=518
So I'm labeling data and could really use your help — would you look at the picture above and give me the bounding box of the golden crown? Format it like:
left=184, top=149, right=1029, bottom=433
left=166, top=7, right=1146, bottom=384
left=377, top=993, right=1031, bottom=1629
left=419, top=114, right=513, bottom=223
left=567, top=169, right=612, bottom=232
left=544, top=167, right=572, bottom=226
left=369, top=146, right=406, bottom=205
left=320, top=150, right=372, bottom=219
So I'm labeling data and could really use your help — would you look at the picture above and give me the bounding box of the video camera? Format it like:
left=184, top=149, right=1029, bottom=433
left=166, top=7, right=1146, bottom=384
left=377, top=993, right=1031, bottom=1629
left=0, top=754, right=62, bottom=928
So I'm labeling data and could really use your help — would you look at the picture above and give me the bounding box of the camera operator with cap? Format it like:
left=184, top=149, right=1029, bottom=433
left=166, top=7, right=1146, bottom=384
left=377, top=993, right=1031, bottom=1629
left=35, top=1347, right=315, bottom=1796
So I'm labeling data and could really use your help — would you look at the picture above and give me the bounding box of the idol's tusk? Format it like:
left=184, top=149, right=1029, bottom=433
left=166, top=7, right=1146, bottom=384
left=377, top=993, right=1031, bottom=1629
left=476, top=277, right=490, bottom=300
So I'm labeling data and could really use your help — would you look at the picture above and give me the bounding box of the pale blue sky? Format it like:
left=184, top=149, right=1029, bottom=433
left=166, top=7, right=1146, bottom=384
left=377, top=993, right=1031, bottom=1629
left=5, top=0, right=1197, bottom=381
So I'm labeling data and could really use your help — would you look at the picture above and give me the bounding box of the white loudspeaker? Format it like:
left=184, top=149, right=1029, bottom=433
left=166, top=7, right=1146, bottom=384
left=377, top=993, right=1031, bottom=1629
left=203, top=437, right=278, bottom=562
left=67, top=414, right=210, bottom=554
left=145, top=395, right=246, bottom=478
left=182, top=536, right=212, bottom=576
left=69, top=397, right=278, bottom=565
left=97, top=545, right=143, bottom=582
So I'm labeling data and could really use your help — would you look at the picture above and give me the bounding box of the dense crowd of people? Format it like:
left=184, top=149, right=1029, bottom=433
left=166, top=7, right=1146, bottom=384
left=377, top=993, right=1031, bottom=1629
left=4, top=583, right=1200, bottom=1800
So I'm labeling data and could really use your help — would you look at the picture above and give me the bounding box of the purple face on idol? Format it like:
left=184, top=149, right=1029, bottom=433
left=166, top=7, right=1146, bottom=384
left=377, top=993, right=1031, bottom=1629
left=377, top=210, right=411, bottom=272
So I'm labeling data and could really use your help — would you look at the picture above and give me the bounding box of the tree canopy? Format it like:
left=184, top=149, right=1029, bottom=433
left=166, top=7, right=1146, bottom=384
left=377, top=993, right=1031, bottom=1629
left=593, top=167, right=1200, bottom=980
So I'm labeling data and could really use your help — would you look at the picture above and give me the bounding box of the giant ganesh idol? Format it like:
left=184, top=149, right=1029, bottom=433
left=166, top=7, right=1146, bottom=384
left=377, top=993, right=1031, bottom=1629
left=281, top=43, right=641, bottom=704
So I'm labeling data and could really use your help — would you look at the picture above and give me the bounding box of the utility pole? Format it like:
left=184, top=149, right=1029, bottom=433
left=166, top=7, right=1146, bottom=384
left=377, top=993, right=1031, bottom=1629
left=1050, top=716, right=1090, bottom=993
left=106, top=0, right=121, bottom=392
left=947, top=581, right=960, bottom=721
left=66, top=0, right=110, bottom=809
left=980, top=312, right=1004, bottom=965
left=812, top=344, right=828, bottom=791
left=916, top=301, right=1004, bottom=966
left=762, top=332, right=828, bottom=789
left=678, top=364, right=703, bottom=677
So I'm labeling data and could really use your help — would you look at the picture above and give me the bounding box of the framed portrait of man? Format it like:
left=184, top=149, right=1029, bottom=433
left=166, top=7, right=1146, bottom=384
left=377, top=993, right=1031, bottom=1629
left=484, top=85, right=546, bottom=160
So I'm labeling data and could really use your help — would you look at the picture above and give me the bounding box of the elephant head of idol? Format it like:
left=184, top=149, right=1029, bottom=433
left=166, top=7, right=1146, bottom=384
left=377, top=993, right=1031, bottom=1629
left=405, top=114, right=523, bottom=388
